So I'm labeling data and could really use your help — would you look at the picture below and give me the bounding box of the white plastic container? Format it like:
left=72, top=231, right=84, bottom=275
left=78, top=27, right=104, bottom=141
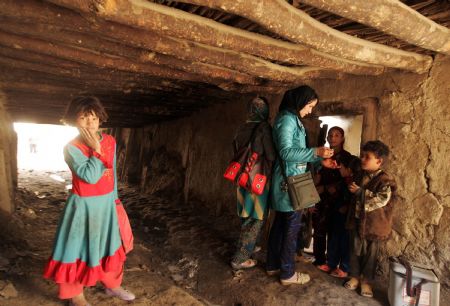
left=388, top=261, right=440, bottom=306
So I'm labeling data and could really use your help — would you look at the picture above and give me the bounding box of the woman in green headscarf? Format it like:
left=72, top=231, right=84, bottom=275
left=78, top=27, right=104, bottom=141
left=230, top=97, right=276, bottom=270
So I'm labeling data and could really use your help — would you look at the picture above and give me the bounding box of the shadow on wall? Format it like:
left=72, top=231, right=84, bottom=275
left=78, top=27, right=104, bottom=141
left=140, top=146, right=185, bottom=200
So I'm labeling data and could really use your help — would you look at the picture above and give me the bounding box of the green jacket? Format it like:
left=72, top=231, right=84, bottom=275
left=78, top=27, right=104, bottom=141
left=270, top=110, right=322, bottom=212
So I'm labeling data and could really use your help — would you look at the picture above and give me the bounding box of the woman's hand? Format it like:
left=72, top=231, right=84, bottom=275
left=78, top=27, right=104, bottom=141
left=348, top=182, right=360, bottom=194
left=79, top=128, right=101, bottom=154
left=316, top=147, right=334, bottom=158
left=321, top=158, right=339, bottom=169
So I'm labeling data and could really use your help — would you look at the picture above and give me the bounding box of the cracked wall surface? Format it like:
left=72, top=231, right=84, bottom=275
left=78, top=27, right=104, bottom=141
left=0, top=93, right=17, bottom=213
left=378, top=55, right=450, bottom=287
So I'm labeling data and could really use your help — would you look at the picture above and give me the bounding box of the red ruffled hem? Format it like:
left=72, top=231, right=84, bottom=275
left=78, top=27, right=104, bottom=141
left=43, top=247, right=126, bottom=286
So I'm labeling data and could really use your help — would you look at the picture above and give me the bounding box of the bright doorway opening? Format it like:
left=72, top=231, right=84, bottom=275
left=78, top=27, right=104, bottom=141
left=319, top=115, right=363, bottom=156
left=14, top=123, right=78, bottom=171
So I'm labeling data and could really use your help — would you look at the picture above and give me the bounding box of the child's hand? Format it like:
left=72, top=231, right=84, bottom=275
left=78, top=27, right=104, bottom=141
left=321, top=158, right=339, bottom=169
left=79, top=128, right=101, bottom=154
left=348, top=182, right=360, bottom=194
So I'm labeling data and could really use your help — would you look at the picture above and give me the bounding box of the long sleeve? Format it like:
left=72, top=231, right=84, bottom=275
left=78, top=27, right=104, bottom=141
left=276, top=115, right=318, bottom=163
left=364, top=185, right=392, bottom=212
left=64, top=144, right=106, bottom=184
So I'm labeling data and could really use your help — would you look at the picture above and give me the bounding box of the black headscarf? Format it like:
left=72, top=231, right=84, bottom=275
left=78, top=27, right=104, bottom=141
left=247, top=97, right=269, bottom=122
left=278, top=85, right=318, bottom=115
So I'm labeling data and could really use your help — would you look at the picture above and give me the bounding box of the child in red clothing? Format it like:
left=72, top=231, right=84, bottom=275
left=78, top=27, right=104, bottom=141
left=44, top=97, right=135, bottom=306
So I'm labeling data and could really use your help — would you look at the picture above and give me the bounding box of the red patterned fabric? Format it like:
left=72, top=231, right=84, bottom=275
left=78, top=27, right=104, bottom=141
left=116, top=201, right=134, bottom=254
left=70, top=134, right=115, bottom=197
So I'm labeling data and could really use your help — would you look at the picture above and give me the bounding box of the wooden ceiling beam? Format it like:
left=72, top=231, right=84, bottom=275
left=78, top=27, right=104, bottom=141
left=0, top=59, right=285, bottom=96
left=8, top=108, right=178, bottom=127
left=11, top=0, right=388, bottom=75
left=0, top=30, right=211, bottom=83
left=0, top=49, right=206, bottom=93
left=0, top=19, right=358, bottom=82
left=0, top=30, right=266, bottom=86
left=296, top=0, right=450, bottom=55
left=1, top=86, right=233, bottom=112
left=0, top=56, right=179, bottom=93
left=3, top=89, right=232, bottom=110
left=5, top=98, right=197, bottom=117
left=0, top=61, right=252, bottom=102
left=172, top=0, right=433, bottom=72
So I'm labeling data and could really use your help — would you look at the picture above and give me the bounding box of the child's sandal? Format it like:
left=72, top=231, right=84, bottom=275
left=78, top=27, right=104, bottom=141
left=360, top=283, right=374, bottom=298
left=330, top=268, right=348, bottom=278
left=344, top=277, right=359, bottom=290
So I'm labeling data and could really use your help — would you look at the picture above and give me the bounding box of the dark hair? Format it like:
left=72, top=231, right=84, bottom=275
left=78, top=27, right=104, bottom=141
left=340, top=155, right=361, bottom=174
left=362, top=140, right=390, bottom=159
left=328, top=126, right=345, bottom=137
left=62, top=96, right=108, bottom=125
left=278, top=85, right=318, bottom=114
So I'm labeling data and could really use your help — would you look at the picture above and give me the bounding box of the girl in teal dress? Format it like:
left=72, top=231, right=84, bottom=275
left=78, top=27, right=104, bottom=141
left=43, top=96, right=135, bottom=306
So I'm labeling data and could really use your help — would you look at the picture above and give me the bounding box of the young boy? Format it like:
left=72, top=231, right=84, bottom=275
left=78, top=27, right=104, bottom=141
left=344, top=140, right=397, bottom=298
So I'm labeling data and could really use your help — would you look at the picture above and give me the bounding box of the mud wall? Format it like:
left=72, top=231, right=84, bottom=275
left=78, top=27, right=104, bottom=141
left=113, top=94, right=253, bottom=217
left=0, top=94, right=17, bottom=213
left=377, top=55, right=450, bottom=286
left=116, top=56, right=449, bottom=286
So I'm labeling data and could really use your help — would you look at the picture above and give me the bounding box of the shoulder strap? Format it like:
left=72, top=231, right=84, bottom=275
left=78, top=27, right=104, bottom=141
left=236, top=122, right=262, bottom=148
left=232, top=122, right=263, bottom=157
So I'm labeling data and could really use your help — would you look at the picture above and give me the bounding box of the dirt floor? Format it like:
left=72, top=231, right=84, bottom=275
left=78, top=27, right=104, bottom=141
left=1, top=170, right=447, bottom=306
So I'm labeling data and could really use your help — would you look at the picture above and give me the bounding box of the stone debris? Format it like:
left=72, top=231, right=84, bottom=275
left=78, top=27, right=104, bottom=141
left=168, top=265, right=180, bottom=273
left=171, top=274, right=184, bottom=282
left=148, top=286, right=204, bottom=306
left=0, top=281, right=18, bottom=299
left=26, top=208, right=37, bottom=218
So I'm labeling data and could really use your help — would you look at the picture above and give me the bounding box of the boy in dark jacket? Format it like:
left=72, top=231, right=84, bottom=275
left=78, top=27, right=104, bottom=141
left=344, top=141, right=397, bottom=298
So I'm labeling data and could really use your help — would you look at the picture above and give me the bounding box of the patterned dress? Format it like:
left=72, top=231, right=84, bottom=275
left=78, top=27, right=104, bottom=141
left=43, top=133, right=131, bottom=286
